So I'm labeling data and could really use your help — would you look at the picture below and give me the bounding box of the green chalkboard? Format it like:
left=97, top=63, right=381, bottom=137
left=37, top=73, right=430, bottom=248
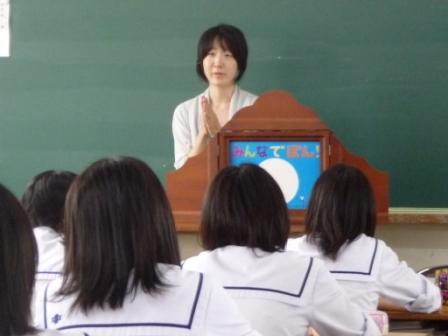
left=1, top=0, right=447, bottom=207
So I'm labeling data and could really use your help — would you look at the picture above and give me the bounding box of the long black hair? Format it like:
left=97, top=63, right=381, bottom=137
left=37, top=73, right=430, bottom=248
left=0, top=183, right=37, bottom=336
left=305, top=164, right=376, bottom=260
left=201, top=164, right=290, bottom=252
left=22, top=170, right=76, bottom=233
left=59, top=156, right=180, bottom=312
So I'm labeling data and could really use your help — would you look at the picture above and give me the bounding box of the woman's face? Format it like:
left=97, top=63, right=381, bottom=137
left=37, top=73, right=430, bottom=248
left=202, top=38, right=238, bottom=88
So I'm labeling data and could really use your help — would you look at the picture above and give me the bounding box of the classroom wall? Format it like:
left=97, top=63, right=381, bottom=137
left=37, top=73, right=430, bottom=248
left=1, top=2, right=447, bottom=266
left=1, top=0, right=447, bottom=208
left=178, top=223, right=448, bottom=271
left=376, top=223, right=448, bottom=271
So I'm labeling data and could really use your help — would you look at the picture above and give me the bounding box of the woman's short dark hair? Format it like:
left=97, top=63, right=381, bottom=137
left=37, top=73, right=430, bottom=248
left=59, top=156, right=180, bottom=312
left=196, top=23, right=248, bottom=82
left=305, top=164, right=376, bottom=260
left=21, top=170, right=76, bottom=233
left=201, top=164, right=290, bottom=252
left=0, top=183, right=37, bottom=336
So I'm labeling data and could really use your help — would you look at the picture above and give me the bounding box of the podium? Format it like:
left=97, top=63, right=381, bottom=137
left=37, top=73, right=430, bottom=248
left=166, top=91, right=388, bottom=232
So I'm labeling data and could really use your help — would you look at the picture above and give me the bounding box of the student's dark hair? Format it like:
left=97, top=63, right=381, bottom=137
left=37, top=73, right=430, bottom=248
left=201, top=164, right=290, bottom=252
left=59, top=156, right=180, bottom=312
left=305, top=164, right=376, bottom=260
left=21, top=170, right=76, bottom=233
left=0, top=184, right=37, bottom=336
left=196, top=23, right=248, bottom=82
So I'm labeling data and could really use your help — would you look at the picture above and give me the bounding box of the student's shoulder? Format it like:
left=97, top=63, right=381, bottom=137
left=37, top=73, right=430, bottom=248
left=334, top=234, right=386, bottom=269
left=371, top=236, right=401, bottom=265
left=167, top=263, right=225, bottom=301
left=286, top=235, right=324, bottom=259
left=286, top=235, right=307, bottom=250
left=265, top=250, right=320, bottom=279
left=34, top=275, right=64, bottom=309
left=343, top=234, right=385, bottom=254
left=182, top=250, right=212, bottom=271
left=361, top=234, right=389, bottom=260
left=273, top=253, right=331, bottom=299
left=156, top=264, right=217, bottom=299
left=276, top=249, right=314, bottom=264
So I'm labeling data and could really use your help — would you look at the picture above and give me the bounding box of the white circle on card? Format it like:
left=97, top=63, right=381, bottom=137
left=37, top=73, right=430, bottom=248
left=259, top=158, right=299, bottom=203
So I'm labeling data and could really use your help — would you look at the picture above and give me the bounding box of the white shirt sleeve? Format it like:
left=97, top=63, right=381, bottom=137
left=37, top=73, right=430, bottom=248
left=172, top=103, right=192, bottom=169
left=378, top=245, right=441, bottom=313
left=203, top=279, right=262, bottom=336
left=182, top=255, right=202, bottom=272
left=309, top=262, right=381, bottom=336
left=32, top=279, right=46, bottom=328
left=172, top=87, right=257, bottom=170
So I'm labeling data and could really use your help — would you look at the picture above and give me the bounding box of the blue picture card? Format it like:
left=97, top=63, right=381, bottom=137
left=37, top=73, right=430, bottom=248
left=229, top=140, right=321, bottom=210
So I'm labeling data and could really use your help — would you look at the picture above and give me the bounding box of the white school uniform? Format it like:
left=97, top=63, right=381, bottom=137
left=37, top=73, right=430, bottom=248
left=183, top=246, right=380, bottom=336
left=25, top=330, right=78, bottom=336
left=287, top=234, right=441, bottom=313
left=34, top=227, right=64, bottom=292
left=33, top=263, right=260, bottom=336
left=172, top=86, right=257, bottom=169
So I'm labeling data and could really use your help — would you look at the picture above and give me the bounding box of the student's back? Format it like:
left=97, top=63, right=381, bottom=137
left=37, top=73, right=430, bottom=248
left=22, top=170, right=76, bottom=282
left=184, top=246, right=379, bottom=336
left=288, top=234, right=440, bottom=312
left=287, top=164, right=441, bottom=313
left=33, top=156, right=260, bottom=336
left=0, top=183, right=64, bottom=336
left=36, top=264, right=255, bottom=335
left=183, top=164, right=381, bottom=336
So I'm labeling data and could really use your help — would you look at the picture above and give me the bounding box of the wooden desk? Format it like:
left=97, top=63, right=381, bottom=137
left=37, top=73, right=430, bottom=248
left=386, top=306, right=448, bottom=321
left=379, top=298, right=448, bottom=321
left=379, top=299, right=447, bottom=335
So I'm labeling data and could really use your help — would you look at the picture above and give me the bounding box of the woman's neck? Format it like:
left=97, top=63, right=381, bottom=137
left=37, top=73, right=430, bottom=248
left=208, top=84, right=236, bottom=107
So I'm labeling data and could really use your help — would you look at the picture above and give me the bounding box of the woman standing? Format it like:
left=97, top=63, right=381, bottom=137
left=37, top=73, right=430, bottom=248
left=172, top=24, right=257, bottom=168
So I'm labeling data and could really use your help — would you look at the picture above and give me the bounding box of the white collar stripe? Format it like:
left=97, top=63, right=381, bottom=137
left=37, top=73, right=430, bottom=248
left=43, top=282, right=50, bottom=329
left=330, top=239, right=378, bottom=275
left=224, top=257, right=314, bottom=298
left=44, top=273, right=204, bottom=330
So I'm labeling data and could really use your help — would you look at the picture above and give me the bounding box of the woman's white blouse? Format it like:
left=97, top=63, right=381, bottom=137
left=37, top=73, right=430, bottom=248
left=33, top=264, right=261, bottom=336
left=287, top=234, right=441, bottom=313
left=172, top=86, right=257, bottom=169
left=183, top=246, right=380, bottom=336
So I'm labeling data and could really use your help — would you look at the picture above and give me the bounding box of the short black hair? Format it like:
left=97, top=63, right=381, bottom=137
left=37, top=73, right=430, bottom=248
left=0, top=183, right=37, bottom=336
left=59, top=156, right=180, bottom=312
left=196, top=24, right=248, bottom=82
left=21, top=170, right=76, bottom=233
left=305, top=164, right=376, bottom=260
left=201, top=164, right=290, bottom=252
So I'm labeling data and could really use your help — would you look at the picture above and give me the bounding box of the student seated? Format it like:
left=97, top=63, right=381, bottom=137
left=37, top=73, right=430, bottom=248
left=0, top=183, right=62, bottom=336
left=183, top=164, right=380, bottom=336
left=33, top=156, right=260, bottom=336
left=22, top=170, right=76, bottom=281
left=287, top=164, right=441, bottom=313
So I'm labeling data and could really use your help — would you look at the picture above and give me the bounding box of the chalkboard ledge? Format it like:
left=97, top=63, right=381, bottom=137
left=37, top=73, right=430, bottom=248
left=389, top=208, right=448, bottom=225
